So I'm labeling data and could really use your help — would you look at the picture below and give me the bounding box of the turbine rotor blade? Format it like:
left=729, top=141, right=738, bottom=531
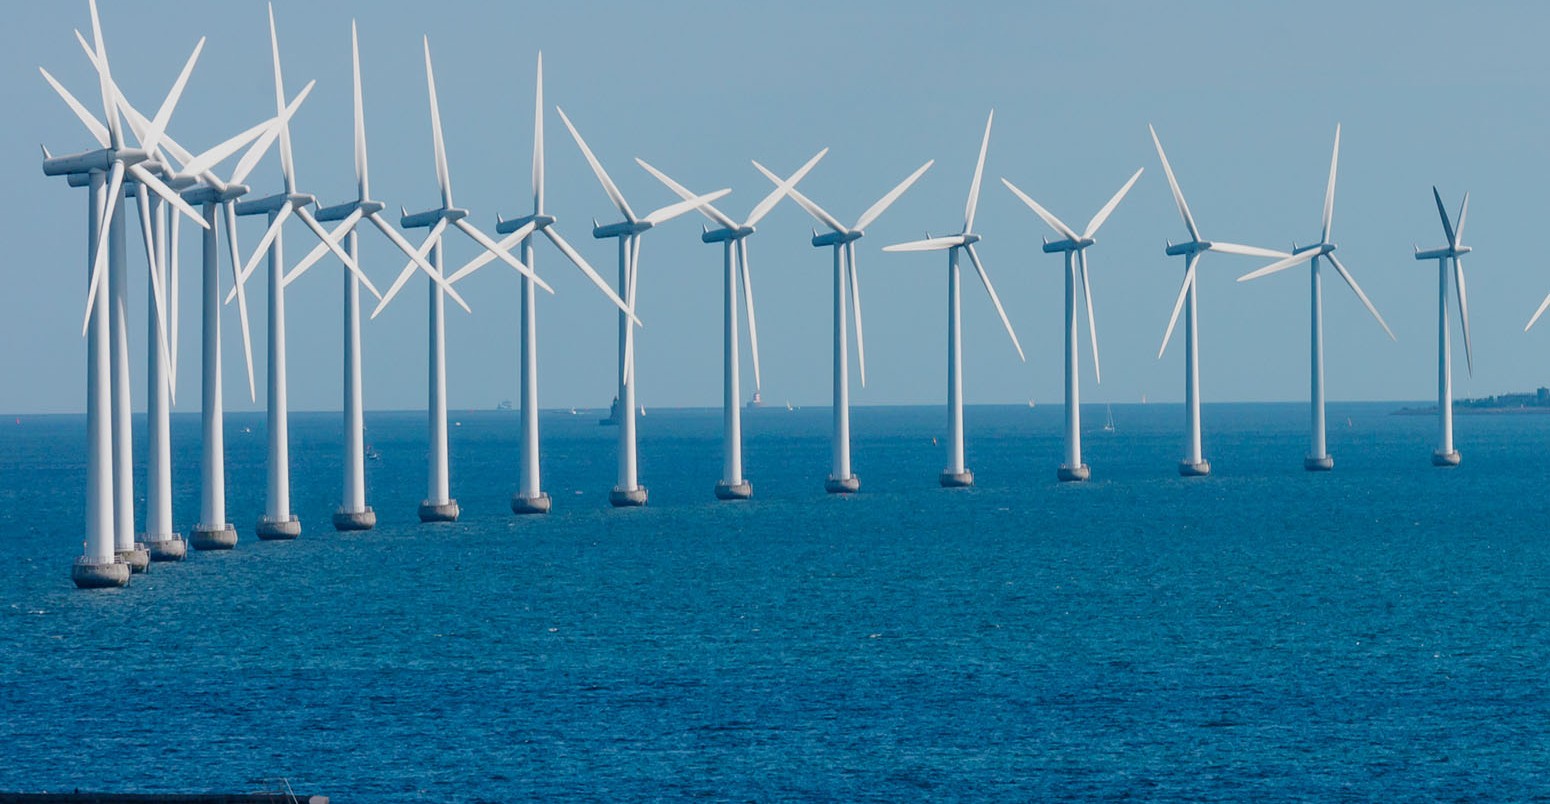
left=643, top=189, right=732, bottom=227
left=555, top=106, right=635, bottom=222
left=635, top=158, right=737, bottom=229
left=1000, top=177, right=1080, bottom=242
left=1083, top=167, right=1144, bottom=239
left=230, top=80, right=315, bottom=186
left=445, top=222, right=531, bottom=285
left=1454, top=255, right=1473, bottom=375
left=1080, top=250, right=1100, bottom=382
left=224, top=202, right=257, bottom=401
left=965, top=243, right=1024, bottom=362
left=178, top=117, right=273, bottom=179
left=82, top=162, right=125, bottom=337
left=228, top=201, right=292, bottom=305
left=1527, top=289, right=1550, bottom=332
left=454, top=218, right=553, bottom=293
left=39, top=67, right=110, bottom=148
left=852, top=159, right=933, bottom=231
left=1158, top=254, right=1199, bottom=358
left=964, top=110, right=993, bottom=233
left=141, top=37, right=204, bottom=155
left=422, top=37, right=453, bottom=208
left=365, top=212, right=470, bottom=314
left=745, top=147, right=827, bottom=228
left=1432, top=186, right=1456, bottom=245
left=1321, top=124, right=1340, bottom=243
left=753, top=160, right=845, bottom=233
left=1237, top=249, right=1316, bottom=282
left=286, top=209, right=362, bottom=285
left=352, top=20, right=369, bottom=200
left=882, top=235, right=965, bottom=252
left=739, top=238, right=761, bottom=389
left=545, top=227, right=638, bottom=323
left=1455, top=192, right=1470, bottom=247
left=1326, top=252, right=1395, bottom=341
left=1207, top=241, right=1289, bottom=259
left=295, top=206, right=379, bottom=299
left=128, top=163, right=208, bottom=229
left=532, top=53, right=544, bottom=213
left=1148, top=124, right=1199, bottom=242
left=848, top=242, right=866, bottom=387
left=370, top=217, right=446, bottom=318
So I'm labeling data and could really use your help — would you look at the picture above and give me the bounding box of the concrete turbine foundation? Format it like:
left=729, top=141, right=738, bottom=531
left=609, top=487, right=649, bottom=507
left=1432, top=450, right=1462, bottom=467
left=191, top=524, right=237, bottom=551
left=333, top=507, right=377, bottom=531
left=256, top=515, right=301, bottom=540
left=511, top=493, right=552, bottom=515
left=825, top=475, right=861, bottom=494
left=72, top=556, right=130, bottom=589
left=1178, top=460, right=1212, bottom=478
left=418, top=500, right=460, bottom=522
left=939, top=470, right=974, bottom=488
left=1304, top=456, right=1335, bottom=472
left=144, top=535, right=186, bottom=562
left=1057, top=464, right=1091, bottom=483
left=117, top=543, right=150, bottom=573
left=715, top=480, right=753, bottom=501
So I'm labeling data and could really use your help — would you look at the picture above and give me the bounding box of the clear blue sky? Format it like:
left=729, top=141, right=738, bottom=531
left=6, top=0, right=1550, bottom=414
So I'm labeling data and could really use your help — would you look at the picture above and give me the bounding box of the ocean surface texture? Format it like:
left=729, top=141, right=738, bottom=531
left=2, top=403, right=1547, bottom=801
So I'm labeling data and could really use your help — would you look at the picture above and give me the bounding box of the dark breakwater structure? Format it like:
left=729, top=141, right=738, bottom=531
left=1394, top=386, right=1550, bottom=415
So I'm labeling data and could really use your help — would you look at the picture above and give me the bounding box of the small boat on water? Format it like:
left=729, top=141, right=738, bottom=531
left=1103, top=404, right=1116, bottom=433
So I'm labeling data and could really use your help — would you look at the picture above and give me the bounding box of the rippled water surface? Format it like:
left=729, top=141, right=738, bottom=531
left=3, top=403, right=1549, bottom=800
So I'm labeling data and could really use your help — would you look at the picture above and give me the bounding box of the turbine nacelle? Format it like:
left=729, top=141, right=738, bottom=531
left=497, top=213, right=556, bottom=235
left=235, top=190, right=315, bottom=216
left=180, top=183, right=250, bottom=205
left=1042, top=237, right=1095, bottom=253
left=811, top=229, right=862, bottom=248
left=1415, top=245, right=1470, bottom=261
left=401, top=206, right=467, bottom=230
left=593, top=219, right=653, bottom=239
left=701, top=225, right=756, bottom=244
left=1165, top=239, right=1209, bottom=257
left=314, top=198, right=385, bottom=223
left=961, top=232, right=981, bottom=246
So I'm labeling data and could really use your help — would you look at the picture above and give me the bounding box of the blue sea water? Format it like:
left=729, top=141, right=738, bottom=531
left=2, top=402, right=1550, bottom=801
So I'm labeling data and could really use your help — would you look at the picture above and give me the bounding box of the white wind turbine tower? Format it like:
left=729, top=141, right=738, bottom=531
left=556, top=107, right=727, bottom=508
left=234, top=5, right=381, bottom=539
left=882, top=111, right=1025, bottom=487
left=1418, top=188, right=1473, bottom=467
left=1236, top=125, right=1395, bottom=471
left=288, top=23, right=467, bottom=530
left=1002, top=165, right=1144, bottom=482
left=635, top=149, right=827, bottom=500
left=81, top=37, right=301, bottom=553
left=446, top=54, right=634, bottom=516
left=754, top=157, right=933, bottom=494
left=38, top=0, right=210, bottom=586
left=370, top=37, right=546, bottom=523
left=1149, top=125, right=1290, bottom=477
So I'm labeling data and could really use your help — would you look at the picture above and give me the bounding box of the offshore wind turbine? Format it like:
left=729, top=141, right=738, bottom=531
left=288, top=22, right=462, bottom=530
left=1418, top=188, right=1473, bottom=466
left=1149, top=125, right=1289, bottom=477
left=233, top=5, right=380, bottom=539
left=1002, top=165, right=1144, bottom=482
left=882, top=111, right=1024, bottom=487
left=39, top=1, right=212, bottom=586
left=370, top=37, right=542, bottom=523
left=755, top=156, right=933, bottom=494
left=636, top=148, right=827, bottom=499
left=557, top=107, right=726, bottom=508
left=446, top=54, right=634, bottom=516
left=84, top=37, right=299, bottom=552
left=1236, top=125, right=1395, bottom=471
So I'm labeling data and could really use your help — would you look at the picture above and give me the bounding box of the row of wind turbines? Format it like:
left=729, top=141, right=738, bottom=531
left=39, top=4, right=1526, bottom=590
